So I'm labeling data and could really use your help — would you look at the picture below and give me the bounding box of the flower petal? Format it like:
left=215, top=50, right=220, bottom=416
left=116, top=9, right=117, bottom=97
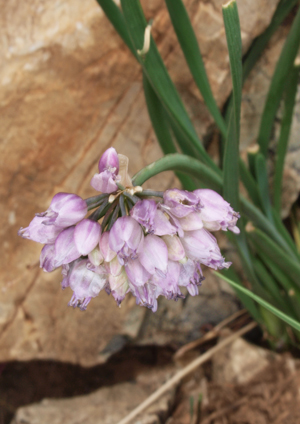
left=74, top=219, right=101, bottom=256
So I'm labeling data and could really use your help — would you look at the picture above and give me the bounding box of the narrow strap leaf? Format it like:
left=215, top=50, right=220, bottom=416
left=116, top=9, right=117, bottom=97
left=120, top=0, right=221, bottom=173
left=273, top=63, right=300, bottom=213
left=257, top=4, right=300, bottom=157
left=254, top=153, right=274, bottom=222
left=222, top=0, right=243, bottom=212
left=243, top=0, right=299, bottom=82
left=240, top=196, right=298, bottom=259
left=272, top=208, right=300, bottom=258
left=253, top=257, right=289, bottom=311
left=164, top=0, right=227, bottom=137
left=219, top=267, right=262, bottom=323
left=215, top=272, right=300, bottom=332
left=143, top=73, right=197, bottom=191
left=95, top=0, right=137, bottom=57
left=248, top=227, right=300, bottom=290
left=258, top=251, right=300, bottom=322
left=239, top=159, right=262, bottom=208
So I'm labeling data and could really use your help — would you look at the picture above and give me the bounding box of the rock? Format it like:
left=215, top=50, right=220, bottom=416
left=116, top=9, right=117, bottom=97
left=212, top=330, right=277, bottom=384
left=10, top=366, right=175, bottom=424
left=0, top=0, right=282, bottom=364
left=137, top=271, right=239, bottom=347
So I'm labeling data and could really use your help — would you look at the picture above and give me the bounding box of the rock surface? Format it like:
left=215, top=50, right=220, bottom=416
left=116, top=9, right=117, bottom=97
left=0, top=0, right=286, bottom=365
left=10, top=365, right=175, bottom=424
left=212, top=330, right=277, bottom=384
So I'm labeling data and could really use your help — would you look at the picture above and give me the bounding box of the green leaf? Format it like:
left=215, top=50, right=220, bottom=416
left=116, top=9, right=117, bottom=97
left=242, top=0, right=299, bottom=82
left=168, top=116, right=198, bottom=158
left=248, top=227, right=300, bottom=290
left=239, top=159, right=262, bottom=208
left=164, top=0, right=227, bottom=137
left=272, top=208, right=300, bottom=258
left=222, top=0, right=243, bottom=211
left=258, top=251, right=300, bottom=322
left=219, top=266, right=262, bottom=323
left=95, top=0, right=137, bottom=57
left=257, top=5, right=300, bottom=157
left=240, top=196, right=298, bottom=259
left=273, top=64, right=300, bottom=213
left=253, top=257, right=288, bottom=311
left=142, top=73, right=197, bottom=191
left=215, top=272, right=300, bottom=333
left=254, top=153, right=274, bottom=222
left=120, top=0, right=220, bottom=173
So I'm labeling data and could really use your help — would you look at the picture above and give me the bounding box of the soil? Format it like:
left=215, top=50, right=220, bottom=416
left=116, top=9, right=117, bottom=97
left=169, top=356, right=300, bottom=424
left=1, top=338, right=300, bottom=424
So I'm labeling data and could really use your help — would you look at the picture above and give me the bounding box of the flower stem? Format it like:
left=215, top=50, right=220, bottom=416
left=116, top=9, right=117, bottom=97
left=138, top=190, right=164, bottom=198
left=119, top=194, right=127, bottom=216
left=85, top=193, right=109, bottom=208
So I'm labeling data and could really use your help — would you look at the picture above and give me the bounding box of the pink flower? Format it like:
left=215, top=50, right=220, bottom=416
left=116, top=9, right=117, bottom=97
left=194, top=189, right=240, bottom=234
left=36, top=193, right=87, bottom=227
left=109, top=216, right=144, bottom=265
left=180, top=228, right=231, bottom=270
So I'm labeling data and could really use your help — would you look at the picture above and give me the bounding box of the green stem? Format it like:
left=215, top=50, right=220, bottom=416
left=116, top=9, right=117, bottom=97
left=132, top=153, right=297, bottom=258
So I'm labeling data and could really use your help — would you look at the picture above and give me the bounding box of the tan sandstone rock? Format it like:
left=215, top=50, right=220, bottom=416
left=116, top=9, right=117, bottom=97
left=0, top=0, right=282, bottom=365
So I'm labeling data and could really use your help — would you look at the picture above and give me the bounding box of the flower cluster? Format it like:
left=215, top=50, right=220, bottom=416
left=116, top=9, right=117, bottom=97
left=19, top=148, right=240, bottom=312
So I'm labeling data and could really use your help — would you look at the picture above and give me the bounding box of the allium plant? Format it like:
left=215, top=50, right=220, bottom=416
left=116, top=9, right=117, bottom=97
left=18, top=0, right=300, bottom=345
left=19, top=147, right=239, bottom=312
left=93, top=0, right=300, bottom=345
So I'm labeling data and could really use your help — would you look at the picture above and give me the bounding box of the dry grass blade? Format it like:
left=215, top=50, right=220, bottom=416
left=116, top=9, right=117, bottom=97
left=174, top=309, right=247, bottom=359
left=116, top=321, right=257, bottom=424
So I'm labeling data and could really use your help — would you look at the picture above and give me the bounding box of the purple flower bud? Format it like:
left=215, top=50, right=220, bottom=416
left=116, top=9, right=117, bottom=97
left=36, top=193, right=87, bottom=227
left=161, top=235, right=185, bottom=261
left=109, top=267, right=129, bottom=306
left=40, top=244, right=57, bottom=272
left=163, top=189, right=202, bottom=218
left=109, top=216, right=144, bottom=265
left=99, top=231, right=117, bottom=262
left=180, top=228, right=231, bottom=270
left=74, top=219, right=101, bottom=256
left=18, top=216, right=63, bottom=244
left=125, top=259, right=151, bottom=286
left=130, top=200, right=176, bottom=236
left=54, top=226, right=81, bottom=267
left=68, top=259, right=108, bottom=310
left=129, top=282, right=158, bottom=312
left=90, top=170, right=120, bottom=194
left=138, top=234, right=168, bottom=275
left=98, top=147, right=119, bottom=174
left=193, top=189, right=240, bottom=234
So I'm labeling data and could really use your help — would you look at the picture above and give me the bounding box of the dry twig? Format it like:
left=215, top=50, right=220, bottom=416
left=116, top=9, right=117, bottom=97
left=116, top=321, right=257, bottom=424
left=174, top=309, right=247, bottom=360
